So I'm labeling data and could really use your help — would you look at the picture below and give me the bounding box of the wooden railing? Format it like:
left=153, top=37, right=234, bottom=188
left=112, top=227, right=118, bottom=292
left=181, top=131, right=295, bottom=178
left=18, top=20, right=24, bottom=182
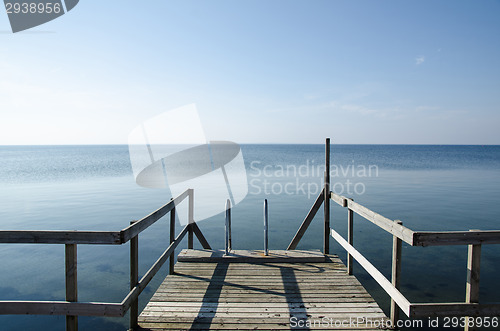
left=288, top=138, right=500, bottom=330
left=0, top=188, right=211, bottom=331
left=330, top=191, right=500, bottom=323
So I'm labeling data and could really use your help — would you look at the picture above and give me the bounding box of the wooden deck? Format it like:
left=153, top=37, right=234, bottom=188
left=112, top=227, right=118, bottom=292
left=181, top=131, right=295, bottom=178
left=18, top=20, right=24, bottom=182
left=138, top=249, right=390, bottom=330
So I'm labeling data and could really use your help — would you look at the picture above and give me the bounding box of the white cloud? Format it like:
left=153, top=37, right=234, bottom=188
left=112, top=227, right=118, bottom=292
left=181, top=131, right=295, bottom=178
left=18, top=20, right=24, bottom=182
left=415, top=56, right=425, bottom=65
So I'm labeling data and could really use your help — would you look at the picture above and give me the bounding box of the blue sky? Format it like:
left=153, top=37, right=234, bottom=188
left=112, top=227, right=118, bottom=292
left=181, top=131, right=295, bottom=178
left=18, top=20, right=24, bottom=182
left=1, top=0, right=499, bottom=144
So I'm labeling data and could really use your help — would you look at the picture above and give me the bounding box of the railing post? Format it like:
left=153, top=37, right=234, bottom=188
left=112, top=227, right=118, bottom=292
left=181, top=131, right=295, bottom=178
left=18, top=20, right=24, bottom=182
left=169, top=206, right=176, bottom=275
left=390, top=220, right=403, bottom=326
left=465, top=230, right=481, bottom=331
left=264, top=199, right=269, bottom=256
left=225, top=199, right=231, bottom=255
left=228, top=202, right=232, bottom=251
left=65, top=244, right=78, bottom=331
left=347, top=198, right=354, bottom=275
left=188, top=189, right=194, bottom=249
left=324, top=137, right=330, bottom=255
left=129, top=221, right=139, bottom=330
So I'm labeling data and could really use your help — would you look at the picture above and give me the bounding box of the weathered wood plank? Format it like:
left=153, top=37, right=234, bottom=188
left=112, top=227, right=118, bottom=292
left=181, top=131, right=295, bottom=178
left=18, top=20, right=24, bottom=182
left=0, top=230, right=121, bottom=245
left=158, top=279, right=363, bottom=286
left=145, top=301, right=379, bottom=308
left=173, top=263, right=345, bottom=268
left=153, top=290, right=374, bottom=297
left=330, top=192, right=348, bottom=207
left=140, top=314, right=387, bottom=324
left=159, top=281, right=362, bottom=287
left=171, top=267, right=345, bottom=273
left=166, top=276, right=352, bottom=282
left=139, top=318, right=390, bottom=327
left=177, top=249, right=328, bottom=263
left=346, top=200, right=414, bottom=245
left=0, top=301, right=123, bottom=316
left=137, top=319, right=380, bottom=331
left=143, top=307, right=384, bottom=314
left=412, top=231, right=500, bottom=246
left=156, top=288, right=366, bottom=294
left=174, top=261, right=345, bottom=268
left=149, top=296, right=374, bottom=303
left=157, top=278, right=362, bottom=287
left=140, top=316, right=388, bottom=323
left=138, top=322, right=385, bottom=330
left=156, top=285, right=368, bottom=292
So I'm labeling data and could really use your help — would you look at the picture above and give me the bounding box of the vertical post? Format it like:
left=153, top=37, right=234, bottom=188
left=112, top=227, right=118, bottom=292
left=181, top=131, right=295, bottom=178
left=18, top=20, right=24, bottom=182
left=225, top=199, right=231, bottom=255
left=465, top=230, right=481, bottom=331
left=264, top=199, right=269, bottom=256
left=129, top=221, right=139, bottom=330
left=169, top=206, right=176, bottom=275
left=347, top=198, right=354, bottom=275
left=188, top=189, right=194, bottom=249
left=228, top=202, right=232, bottom=251
left=324, top=138, right=330, bottom=255
left=65, top=244, right=78, bottom=331
left=390, top=220, right=403, bottom=326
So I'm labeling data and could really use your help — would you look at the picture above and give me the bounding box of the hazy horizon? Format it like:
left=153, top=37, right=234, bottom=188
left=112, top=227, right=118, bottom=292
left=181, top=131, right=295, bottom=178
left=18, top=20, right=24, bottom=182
left=2, top=142, right=500, bottom=147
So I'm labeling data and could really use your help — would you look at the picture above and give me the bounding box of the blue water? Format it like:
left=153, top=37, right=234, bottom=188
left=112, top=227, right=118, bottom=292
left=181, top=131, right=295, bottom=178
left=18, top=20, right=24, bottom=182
left=0, top=144, right=499, bottom=330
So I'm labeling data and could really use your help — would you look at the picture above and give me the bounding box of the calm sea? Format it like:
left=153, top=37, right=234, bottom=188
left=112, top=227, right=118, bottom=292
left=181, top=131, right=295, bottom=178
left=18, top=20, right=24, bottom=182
left=0, top=144, right=499, bottom=330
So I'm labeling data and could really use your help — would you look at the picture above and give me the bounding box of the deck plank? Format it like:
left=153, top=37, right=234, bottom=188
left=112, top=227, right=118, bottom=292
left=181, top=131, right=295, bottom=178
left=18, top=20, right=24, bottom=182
left=138, top=250, right=390, bottom=330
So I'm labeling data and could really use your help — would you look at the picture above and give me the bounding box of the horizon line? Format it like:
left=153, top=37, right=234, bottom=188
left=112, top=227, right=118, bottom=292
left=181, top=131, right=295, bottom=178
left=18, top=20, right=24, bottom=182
left=1, top=142, right=499, bottom=147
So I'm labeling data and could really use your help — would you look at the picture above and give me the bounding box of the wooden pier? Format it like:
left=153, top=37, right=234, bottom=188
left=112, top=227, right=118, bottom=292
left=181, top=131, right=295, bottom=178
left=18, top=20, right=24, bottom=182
left=2, top=138, right=500, bottom=331
left=138, top=249, right=389, bottom=330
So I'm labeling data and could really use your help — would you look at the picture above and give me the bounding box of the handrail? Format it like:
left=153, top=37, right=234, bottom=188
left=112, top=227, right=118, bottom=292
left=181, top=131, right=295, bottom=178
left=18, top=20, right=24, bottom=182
left=330, top=228, right=411, bottom=316
left=0, top=226, right=189, bottom=318
left=330, top=191, right=500, bottom=246
left=0, top=230, right=122, bottom=245
left=0, top=188, right=210, bottom=331
left=412, top=230, right=500, bottom=246
left=0, top=189, right=191, bottom=245
left=289, top=187, right=500, bottom=328
left=330, top=222, right=500, bottom=320
left=341, top=194, right=415, bottom=245
left=121, top=189, right=190, bottom=242
left=0, top=301, right=123, bottom=316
